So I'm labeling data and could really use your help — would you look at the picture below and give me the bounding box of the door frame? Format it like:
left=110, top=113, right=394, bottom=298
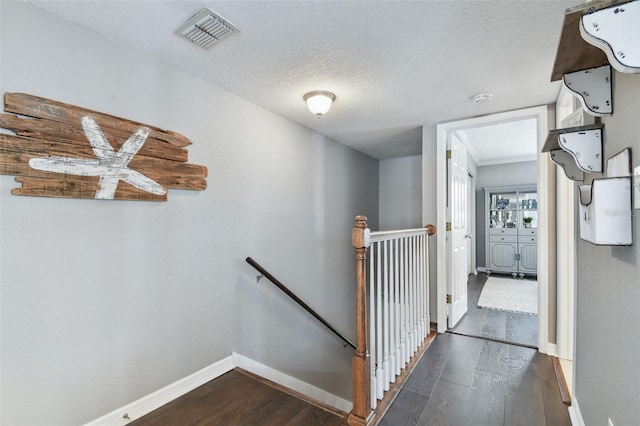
left=435, top=105, right=552, bottom=353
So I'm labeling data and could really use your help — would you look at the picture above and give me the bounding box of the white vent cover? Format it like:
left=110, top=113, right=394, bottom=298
left=176, top=8, right=239, bottom=49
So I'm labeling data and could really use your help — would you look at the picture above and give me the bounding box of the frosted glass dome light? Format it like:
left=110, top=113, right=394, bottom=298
left=303, top=91, right=336, bottom=117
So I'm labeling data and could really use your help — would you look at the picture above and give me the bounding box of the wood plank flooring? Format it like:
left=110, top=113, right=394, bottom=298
left=128, top=274, right=552, bottom=426
left=378, top=333, right=571, bottom=426
left=451, top=273, right=538, bottom=348
left=128, top=369, right=344, bottom=426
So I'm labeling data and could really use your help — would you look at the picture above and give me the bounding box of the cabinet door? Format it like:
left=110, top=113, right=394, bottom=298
left=519, top=243, right=537, bottom=274
left=489, top=242, right=517, bottom=271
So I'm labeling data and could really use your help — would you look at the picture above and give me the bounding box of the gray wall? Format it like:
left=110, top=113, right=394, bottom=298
left=0, top=3, right=379, bottom=424
left=475, top=161, right=538, bottom=268
left=379, top=155, right=422, bottom=230
left=574, top=71, right=640, bottom=425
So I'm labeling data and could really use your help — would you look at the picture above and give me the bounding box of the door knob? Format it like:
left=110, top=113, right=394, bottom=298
left=465, top=234, right=472, bottom=239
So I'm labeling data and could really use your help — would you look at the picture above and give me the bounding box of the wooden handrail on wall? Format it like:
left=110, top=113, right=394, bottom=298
left=245, top=257, right=356, bottom=350
left=348, top=217, right=436, bottom=426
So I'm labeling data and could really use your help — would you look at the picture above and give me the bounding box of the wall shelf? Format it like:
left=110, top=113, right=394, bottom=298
left=543, top=123, right=604, bottom=180
left=578, top=177, right=632, bottom=245
left=550, top=149, right=585, bottom=181
left=550, top=0, right=635, bottom=81
left=580, top=0, right=640, bottom=74
left=563, top=65, right=613, bottom=116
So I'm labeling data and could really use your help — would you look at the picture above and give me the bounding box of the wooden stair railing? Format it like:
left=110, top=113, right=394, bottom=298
left=348, top=216, right=436, bottom=426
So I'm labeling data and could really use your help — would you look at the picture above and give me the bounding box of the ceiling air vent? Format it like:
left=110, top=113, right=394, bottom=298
left=176, top=8, right=239, bottom=49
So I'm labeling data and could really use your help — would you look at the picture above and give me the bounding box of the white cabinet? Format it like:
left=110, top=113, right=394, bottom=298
left=484, top=186, right=538, bottom=277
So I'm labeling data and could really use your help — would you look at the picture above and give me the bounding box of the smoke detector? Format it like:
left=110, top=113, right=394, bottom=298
left=176, top=8, right=239, bottom=49
left=471, top=93, right=493, bottom=104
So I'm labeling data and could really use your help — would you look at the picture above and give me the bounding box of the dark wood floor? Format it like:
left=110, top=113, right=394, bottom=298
left=378, top=333, right=571, bottom=426
left=130, top=274, right=549, bottom=426
left=129, top=369, right=344, bottom=426
left=451, top=273, right=538, bottom=348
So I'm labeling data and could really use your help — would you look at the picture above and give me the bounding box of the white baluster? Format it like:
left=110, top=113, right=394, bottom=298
left=383, top=240, right=391, bottom=391
left=415, top=235, right=420, bottom=351
left=388, top=239, right=396, bottom=383
left=425, top=233, right=430, bottom=329
left=400, top=238, right=407, bottom=368
left=418, top=235, right=426, bottom=340
left=394, top=238, right=402, bottom=376
left=411, top=236, right=420, bottom=355
left=376, top=241, right=384, bottom=400
left=422, top=234, right=428, bottom=339
left=369, top=242, right=377, bottom=409
left=418, top=234, right=424, bottom=341
left=404, top=237, right=413, bottom=364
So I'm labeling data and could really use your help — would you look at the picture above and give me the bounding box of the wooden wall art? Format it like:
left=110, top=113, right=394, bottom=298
left=0, top=93, right=207, bottom=201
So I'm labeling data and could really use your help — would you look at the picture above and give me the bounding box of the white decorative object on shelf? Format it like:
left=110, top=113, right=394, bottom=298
left=606, top=148, right=632, bottom=177
left=579, top=177, right=632, bottom=245
left=551, top=149, right=585, bottom=181
left=563, top=65, right=613, bottom=116
left=580, top=1, right=640, bottom=74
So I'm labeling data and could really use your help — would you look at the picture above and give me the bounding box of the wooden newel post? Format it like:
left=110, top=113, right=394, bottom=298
left=348, top=215, right=375, bottom=426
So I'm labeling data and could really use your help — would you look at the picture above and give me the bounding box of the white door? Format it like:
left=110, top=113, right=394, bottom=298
left=447, top=134, right=468, bottom=328
left=466, top=172, right=472, bottom=276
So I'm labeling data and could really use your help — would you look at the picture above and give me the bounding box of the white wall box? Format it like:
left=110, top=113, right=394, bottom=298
left=543, top=124, right=604, bottom=179
left=578, top=177, right=633, bottom=245
left=563, top=65, right=613, bottom=116
left=580, top=0, right=640, bottom=74
left=484, top=186, right=538, bottom=277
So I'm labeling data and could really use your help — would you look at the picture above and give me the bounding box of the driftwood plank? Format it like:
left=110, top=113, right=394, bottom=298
left=0, top=134, right=208, bottom=179
left=14, top=177, right=168, bottom=201
left=1, top=161, right=206, bottom=191
left=0, top=113, right=189, bottom=162
left=5, top=93, right=192, bottom=147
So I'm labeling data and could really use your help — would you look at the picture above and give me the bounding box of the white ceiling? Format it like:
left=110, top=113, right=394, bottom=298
left=460, top=118, right=538, bottom=167
left=29, top=0, right=576, bottom=160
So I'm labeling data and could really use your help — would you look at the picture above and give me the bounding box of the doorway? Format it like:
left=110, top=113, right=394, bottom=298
left=434, top=105, right=554, bottom=354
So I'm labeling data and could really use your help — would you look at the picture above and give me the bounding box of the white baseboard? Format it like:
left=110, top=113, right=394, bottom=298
left=568, top=395, right=585, bottom=426
left=232, top=352, right=352, bottom=413
left=85, top=356, right=234, bottom=425
left=477, top=267, right=487, bottom=273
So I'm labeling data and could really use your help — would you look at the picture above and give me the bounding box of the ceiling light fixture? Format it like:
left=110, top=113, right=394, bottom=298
left=471, top=93, right=493, bottom=104
left=303, top=91, right=336, bottom=117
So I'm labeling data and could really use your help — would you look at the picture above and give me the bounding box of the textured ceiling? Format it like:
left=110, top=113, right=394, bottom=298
left=29, top=0, right=577, bottom=160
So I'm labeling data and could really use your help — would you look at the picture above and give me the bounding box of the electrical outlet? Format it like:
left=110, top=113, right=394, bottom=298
left=608, top=418, right=614, bottom=426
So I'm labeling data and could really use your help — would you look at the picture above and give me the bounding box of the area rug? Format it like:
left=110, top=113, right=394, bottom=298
left=477, top=276, right=538, bottom=315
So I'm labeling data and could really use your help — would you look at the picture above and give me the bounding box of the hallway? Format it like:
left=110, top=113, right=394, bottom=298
left=451, top=273, right=538, bottom=348
left=379, top=333, right=570, bottom=426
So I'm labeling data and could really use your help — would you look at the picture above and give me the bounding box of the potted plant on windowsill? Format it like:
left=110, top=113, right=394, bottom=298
left=523, top=217, right=533, bottom=228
